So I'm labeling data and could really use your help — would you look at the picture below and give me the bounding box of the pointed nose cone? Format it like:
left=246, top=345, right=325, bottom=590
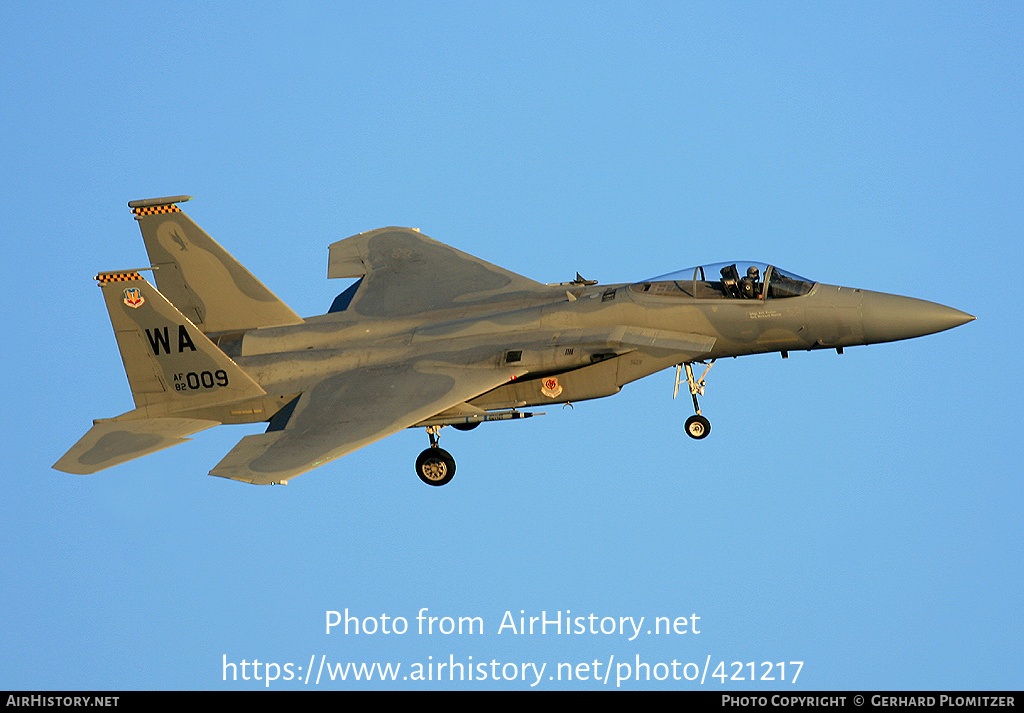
left=860, top=290, right=975, bottom=345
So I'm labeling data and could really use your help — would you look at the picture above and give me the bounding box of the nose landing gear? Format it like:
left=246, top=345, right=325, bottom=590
left=685, top=413, right=711, bottom=439
left=675, top=360, right=715, bottom=440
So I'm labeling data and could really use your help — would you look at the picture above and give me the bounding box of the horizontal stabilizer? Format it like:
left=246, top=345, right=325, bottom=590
left=53, top=417, right=219, bottom=475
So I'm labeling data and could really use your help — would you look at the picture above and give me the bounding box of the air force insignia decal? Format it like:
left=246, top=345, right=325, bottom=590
left=123, top=287, right=145, bottom=308
left=541, top=376, right=563, bottom=399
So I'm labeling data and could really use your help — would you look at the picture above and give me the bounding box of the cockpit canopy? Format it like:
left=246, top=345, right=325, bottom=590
left=630, top=262, right=815, bottom=300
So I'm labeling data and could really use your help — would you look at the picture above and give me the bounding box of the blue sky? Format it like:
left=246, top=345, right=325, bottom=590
left=1, top=1, right=1020, bottom=690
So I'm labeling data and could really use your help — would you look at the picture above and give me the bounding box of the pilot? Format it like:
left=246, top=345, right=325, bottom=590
left=739, top=266, right=761, bottom=299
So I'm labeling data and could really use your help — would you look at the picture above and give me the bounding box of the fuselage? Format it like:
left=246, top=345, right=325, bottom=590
left=222, top=274, right=973, bottom=415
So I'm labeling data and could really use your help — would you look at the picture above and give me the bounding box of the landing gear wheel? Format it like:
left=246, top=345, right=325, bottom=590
left=416, top=448, right=456, bottom=486
left=685, top=414, right=711, bottom=440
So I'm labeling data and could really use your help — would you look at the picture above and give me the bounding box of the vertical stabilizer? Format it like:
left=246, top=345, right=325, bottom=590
left=129, top=196, right=303, bottom=333
left=95, top=270, right=266, bottom=413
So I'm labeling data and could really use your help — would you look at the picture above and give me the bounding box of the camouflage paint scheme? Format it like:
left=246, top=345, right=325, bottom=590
left=54, top=196, right=974, bottom=485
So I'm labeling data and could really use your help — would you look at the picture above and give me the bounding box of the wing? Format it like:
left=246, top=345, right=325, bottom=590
left=209, top=359, right=525, bottom=485
left=327, top=227, right=544, bottom=317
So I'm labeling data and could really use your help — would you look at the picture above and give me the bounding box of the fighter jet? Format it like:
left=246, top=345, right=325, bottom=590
left=54, top=196, right=975, bottom=486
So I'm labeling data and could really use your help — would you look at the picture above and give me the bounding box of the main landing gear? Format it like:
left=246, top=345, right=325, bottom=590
left=416, top=426, right=456, bottom=486
left=675, top=360, right=715, bottom=440
left=414, top=411, right=537, bottom=486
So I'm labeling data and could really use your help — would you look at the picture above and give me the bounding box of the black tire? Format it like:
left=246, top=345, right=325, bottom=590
left=451, top=422, right=480, bottom=431
left=416, top=447, right=456, bottom=486
left=685, top=414, right=711, bottom=440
